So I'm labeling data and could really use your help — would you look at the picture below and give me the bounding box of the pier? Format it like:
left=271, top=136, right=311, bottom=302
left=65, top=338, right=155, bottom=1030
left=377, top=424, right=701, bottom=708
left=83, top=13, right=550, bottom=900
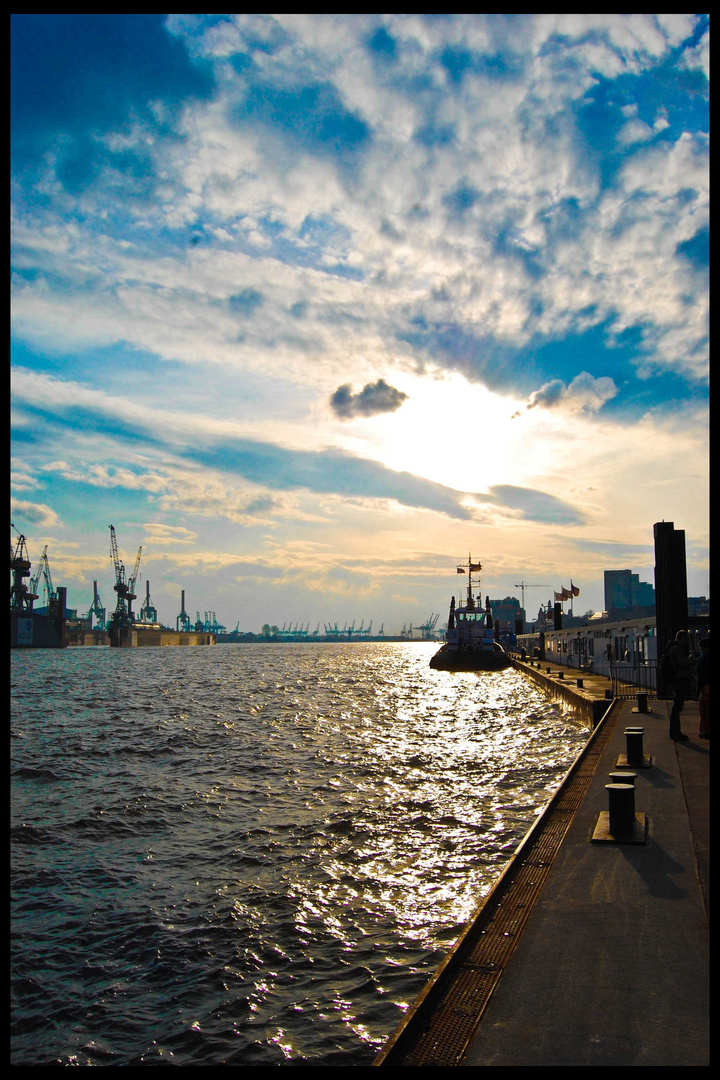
left=374, top=658, right=709, bottom=1067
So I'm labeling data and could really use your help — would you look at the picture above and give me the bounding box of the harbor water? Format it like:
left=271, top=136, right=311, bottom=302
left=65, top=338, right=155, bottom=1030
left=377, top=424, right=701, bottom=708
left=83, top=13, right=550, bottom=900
left=11, top=642, right=589, bottom=1066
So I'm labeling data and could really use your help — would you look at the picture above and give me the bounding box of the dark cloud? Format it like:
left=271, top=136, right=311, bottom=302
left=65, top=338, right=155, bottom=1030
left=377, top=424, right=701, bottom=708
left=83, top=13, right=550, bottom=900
left=188, top=439, right=472, bottom=520
left=229, top=289, right=264, bottom=318
left=443, top=182, right=482, bottom=217
left=330, top=379, right=408, bottom=419
left=481, top=485, right=586, bottom=526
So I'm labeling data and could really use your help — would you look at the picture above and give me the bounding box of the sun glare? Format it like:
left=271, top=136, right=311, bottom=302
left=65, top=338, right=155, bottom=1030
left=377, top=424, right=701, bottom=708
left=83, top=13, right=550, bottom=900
left=348, top=373, right=531, bottom=495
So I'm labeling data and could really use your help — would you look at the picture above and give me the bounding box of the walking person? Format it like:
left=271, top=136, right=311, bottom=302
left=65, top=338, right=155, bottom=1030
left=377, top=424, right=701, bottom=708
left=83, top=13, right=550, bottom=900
left=663, top=630, right=695, bottom=741
left=696, top=638, right=710, bottom=739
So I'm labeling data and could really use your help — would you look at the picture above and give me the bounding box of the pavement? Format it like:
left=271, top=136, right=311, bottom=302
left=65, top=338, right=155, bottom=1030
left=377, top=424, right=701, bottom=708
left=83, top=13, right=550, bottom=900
left=460, top=690, right=709, bottom=1067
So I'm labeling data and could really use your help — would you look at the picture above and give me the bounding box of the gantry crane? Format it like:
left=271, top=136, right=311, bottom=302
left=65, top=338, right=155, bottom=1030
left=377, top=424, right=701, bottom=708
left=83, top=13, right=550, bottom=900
left=138, top=580, right=157, bottom=625
left=177, top=590, right=191, bottom=632
left=86, top=580, right=106, bottom=630
left=417, top=613, right=440, bottom=639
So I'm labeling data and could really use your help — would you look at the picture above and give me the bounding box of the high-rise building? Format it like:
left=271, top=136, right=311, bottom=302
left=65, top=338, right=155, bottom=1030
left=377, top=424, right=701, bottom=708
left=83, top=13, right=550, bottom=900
left=604, top=569, right=655, bottom=613
left=604, top=569, right=633, bottom=611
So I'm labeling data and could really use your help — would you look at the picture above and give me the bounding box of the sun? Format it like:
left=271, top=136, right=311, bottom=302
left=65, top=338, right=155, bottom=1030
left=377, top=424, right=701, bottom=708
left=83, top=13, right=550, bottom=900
left=336, top=371, right=534, bottom=496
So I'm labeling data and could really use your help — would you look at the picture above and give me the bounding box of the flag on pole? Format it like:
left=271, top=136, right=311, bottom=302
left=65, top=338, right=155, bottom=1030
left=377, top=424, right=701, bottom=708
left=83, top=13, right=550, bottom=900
left=457, top=567, right=465, bottom=573
left=562, top=587, right=572, bottom=601
left=554, top=590, right=563, bottom=602
left=469, top=562, right=482, bottom=571
left=571, top=581, right=580, bottom=596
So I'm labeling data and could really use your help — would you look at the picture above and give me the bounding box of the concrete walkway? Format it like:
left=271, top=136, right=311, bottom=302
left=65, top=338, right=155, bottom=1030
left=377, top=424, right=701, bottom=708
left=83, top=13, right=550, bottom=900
left=460, top=694, right=709, bottom=1067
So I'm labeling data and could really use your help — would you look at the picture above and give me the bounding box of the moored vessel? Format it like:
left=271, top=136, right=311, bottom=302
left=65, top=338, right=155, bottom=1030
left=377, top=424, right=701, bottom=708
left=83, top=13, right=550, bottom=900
left=430, top=556, right=510, bottom=671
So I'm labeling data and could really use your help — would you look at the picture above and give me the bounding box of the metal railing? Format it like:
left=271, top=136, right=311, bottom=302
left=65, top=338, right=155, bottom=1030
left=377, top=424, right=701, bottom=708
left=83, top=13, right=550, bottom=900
left=610, top=660, right=658, bottom=699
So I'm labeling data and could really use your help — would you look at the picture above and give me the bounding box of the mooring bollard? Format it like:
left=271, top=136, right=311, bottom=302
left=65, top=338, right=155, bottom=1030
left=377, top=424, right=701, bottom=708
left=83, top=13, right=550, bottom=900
left=609, top=771, right=636, bottom=787
left=636, top=692, right=648, bottom=713
left=576, top=677, right=584, bottom=688
left=557, top=671, right=564, bottom=679
left=605, top=688, right=613, bottom=699
left=625, top=727, right=645, bottom=765
left=605, top=783, right=636, bottom=835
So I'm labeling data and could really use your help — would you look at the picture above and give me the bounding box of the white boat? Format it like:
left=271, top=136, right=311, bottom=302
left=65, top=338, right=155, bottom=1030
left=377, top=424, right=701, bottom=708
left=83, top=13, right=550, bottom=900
left=429, top=556, right=510, bottom=671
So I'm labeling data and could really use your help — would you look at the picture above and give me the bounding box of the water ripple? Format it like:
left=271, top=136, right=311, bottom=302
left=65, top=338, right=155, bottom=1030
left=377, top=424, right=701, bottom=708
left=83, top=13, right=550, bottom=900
left=11, top=642, right=588, bottom=1066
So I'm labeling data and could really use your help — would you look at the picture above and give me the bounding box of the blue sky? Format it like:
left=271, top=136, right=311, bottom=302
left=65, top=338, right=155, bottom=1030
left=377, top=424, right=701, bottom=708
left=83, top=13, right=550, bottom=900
left=11, top=14, right=709, bottom=629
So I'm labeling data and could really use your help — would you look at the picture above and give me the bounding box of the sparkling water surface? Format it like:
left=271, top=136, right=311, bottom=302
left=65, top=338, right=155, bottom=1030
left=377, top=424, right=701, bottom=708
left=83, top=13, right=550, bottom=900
left=11, top=642, right=589, bottom=1066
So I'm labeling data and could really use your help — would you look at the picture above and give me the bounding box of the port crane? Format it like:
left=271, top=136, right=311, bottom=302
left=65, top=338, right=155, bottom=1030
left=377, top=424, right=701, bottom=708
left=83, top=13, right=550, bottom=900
left=514, top=582, right=550, bottom=611
left=28, top=545, right=48, bottom=605
left=28, top=544, right=57, bottom=609
left=10, top=526, right=36, bottom=612
left=109, top=525, right=141, bottom=629
left=86, top=580, right=106, bottom=630
left=138, top=580, right=157, bottom=625
left=177, top=590, right=191, bottom=632
left=417, top=613, right=440, bottom=640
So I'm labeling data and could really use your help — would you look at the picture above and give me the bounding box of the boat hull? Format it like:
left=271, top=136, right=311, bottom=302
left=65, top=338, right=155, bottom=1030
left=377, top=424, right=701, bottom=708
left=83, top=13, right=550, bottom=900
left=429, top=644, right=511, bottom=672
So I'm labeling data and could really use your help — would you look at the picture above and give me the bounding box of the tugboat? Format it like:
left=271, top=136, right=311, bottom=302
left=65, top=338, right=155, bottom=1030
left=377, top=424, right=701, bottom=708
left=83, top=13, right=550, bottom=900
left=429, top=556, right=511, bottom=671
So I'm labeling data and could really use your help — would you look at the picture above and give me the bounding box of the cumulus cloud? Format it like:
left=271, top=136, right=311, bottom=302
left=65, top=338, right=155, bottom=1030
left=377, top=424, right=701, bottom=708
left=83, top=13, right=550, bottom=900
left=330, top=378, right=408, bottom=419
left=522, top=372, right=618, bottom=415
left=11, top=499, right=61, bottom=529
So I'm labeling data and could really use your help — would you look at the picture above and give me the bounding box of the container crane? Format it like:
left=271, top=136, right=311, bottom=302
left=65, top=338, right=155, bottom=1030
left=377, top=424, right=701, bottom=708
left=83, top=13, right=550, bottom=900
left=177, top=589, right=191, bottom=632
left=418, top=613, right=440, bottom=639
left=86, top=580, right=106, bottom=629
left=138, top=580, right=157, bottom=625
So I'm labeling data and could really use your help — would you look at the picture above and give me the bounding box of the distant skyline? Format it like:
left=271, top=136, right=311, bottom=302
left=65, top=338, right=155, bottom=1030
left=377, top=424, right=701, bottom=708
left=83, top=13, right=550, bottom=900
left=11, top=15, right=709, bottom=631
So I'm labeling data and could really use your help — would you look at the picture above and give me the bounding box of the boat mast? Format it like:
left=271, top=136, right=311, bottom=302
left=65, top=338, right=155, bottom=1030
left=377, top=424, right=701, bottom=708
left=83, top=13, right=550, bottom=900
left=465, top=554, right=482, bottom=609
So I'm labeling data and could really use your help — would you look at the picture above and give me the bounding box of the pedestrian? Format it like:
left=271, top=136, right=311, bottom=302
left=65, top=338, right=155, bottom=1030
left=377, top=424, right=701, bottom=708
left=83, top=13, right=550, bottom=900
left=696, top=637, right=710, bottom=739
left=664, top=630, right=695, bottom=741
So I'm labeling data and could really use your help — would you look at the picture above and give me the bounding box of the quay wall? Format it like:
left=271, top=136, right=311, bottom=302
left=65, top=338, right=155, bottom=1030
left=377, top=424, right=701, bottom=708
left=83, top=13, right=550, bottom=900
left=65, top=628, right=215, bottom=647
left=510, top=656, right=608, bottom=728
left=11, top=612, right=66, bottom=648
left=134, top=629, right=215, bottom=647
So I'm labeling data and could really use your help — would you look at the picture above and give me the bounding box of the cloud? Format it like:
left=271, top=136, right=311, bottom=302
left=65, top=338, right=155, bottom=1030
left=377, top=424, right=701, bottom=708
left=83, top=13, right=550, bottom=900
left=142, top=523, right=198, bottom=545
left=186, top=439, right=474, bottom=520
left=478, top=485, right=586, bottom=526
left=523, top=372, right=618, bottom=414
left=11, top=499, right=61, bottom=529
left=330, top=378, right=408, bottom=419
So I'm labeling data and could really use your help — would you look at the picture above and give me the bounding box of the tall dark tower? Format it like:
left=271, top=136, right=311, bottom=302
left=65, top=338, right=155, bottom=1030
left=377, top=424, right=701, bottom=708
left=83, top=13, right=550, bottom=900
left=654, top=521, right=688, bottom=679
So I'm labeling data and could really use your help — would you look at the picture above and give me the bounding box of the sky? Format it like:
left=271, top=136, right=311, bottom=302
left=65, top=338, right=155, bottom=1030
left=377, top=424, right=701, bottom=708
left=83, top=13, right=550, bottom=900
left=11, top=14, right=709, bottom=632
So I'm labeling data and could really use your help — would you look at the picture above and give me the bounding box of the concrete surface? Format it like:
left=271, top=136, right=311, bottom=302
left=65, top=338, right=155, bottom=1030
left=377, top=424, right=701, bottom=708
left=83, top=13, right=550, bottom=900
left=460, top=694, right=709, bottom=1067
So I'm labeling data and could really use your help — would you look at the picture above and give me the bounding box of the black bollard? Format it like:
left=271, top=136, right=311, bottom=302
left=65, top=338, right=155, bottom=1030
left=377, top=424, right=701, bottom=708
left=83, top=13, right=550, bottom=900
left=636, top=692, right=648, bottom=714
left=606, top=783, right=636, bottom=835
left=625, top=727, right=644, bottom=765
left=609, top=771, right=636, bottom=787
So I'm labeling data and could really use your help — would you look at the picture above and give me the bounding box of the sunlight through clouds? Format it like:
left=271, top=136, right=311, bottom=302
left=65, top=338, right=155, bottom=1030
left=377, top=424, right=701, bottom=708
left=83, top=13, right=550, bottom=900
left=11, top=14, right=709, bottom=625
